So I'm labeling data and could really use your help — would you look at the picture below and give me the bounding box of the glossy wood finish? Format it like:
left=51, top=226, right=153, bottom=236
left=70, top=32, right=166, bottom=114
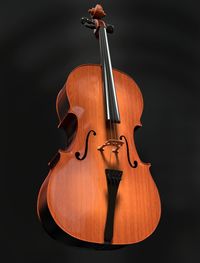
left=37, top=64, right=161, bottom=245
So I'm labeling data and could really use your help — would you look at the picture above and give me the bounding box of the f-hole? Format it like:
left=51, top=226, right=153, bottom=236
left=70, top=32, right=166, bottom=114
left=75, top=130, right=96, bottom=160
left=119, top=135, right=138, bottom=168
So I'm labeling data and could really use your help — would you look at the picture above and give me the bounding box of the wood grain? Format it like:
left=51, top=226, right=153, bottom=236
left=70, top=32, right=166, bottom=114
left=37, top=64, right=161, bottom=245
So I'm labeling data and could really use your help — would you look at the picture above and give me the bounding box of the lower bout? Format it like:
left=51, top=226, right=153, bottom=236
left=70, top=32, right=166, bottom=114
left=37, top=180, right=124, bottom=249
left=44, top=166, right=161, bottom=245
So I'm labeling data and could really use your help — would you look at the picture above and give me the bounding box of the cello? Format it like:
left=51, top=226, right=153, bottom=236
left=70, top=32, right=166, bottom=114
left=37, top=4, right=161, bottom=249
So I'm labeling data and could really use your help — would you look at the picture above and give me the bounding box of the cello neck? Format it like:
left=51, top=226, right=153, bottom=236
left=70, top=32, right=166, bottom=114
left=99, top=27, right=120, bottom=123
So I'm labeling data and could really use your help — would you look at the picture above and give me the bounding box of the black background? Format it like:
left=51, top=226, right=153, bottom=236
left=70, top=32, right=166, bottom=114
left=2, top=0, right=200, bottom=262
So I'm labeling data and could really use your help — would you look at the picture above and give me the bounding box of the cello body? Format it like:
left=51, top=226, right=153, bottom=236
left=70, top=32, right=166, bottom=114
left=37, top=5, right=161, bottom=249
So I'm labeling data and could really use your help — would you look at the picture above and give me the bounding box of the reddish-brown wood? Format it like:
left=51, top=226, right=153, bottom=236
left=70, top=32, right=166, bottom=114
left=37, top=64, right=161, bottom=246
left=88, top=4, right=106, bottom=19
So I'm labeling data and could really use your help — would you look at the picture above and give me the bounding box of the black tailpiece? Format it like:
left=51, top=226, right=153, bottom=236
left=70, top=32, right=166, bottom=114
left=104, top=169, right=122, bottom=243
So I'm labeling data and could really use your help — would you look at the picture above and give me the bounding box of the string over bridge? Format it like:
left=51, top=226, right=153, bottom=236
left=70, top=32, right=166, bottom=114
left=97, top=139, right=124, bottom=153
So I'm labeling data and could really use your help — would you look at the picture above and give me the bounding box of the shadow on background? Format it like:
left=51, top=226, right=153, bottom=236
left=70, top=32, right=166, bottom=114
left=1, top=0, right=200, bottom=262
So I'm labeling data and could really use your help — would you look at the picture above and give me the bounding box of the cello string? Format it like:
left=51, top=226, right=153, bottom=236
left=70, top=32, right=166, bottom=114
left=100, top=27, right=113, bottom=141
left=102, top=27, right=113, bottom=140
left=103, top=26, right=117, bottom=141
left=102, top=27, right=113, bottom=166
left=103, top=26, right=119, bottom=171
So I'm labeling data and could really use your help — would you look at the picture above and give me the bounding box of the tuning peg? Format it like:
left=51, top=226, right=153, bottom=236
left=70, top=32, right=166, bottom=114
left=81, top=17, right=114, bottom=34
left=81, top=17, right=95, bottom=25
left=81, top=17, right=96, bottom=30
left=106, top=24, right=114, bottom=34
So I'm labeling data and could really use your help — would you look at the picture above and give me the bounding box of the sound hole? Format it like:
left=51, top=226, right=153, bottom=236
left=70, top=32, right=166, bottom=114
left=75, top=130, right=96, bottom=160
left=119, top=135, right=138, bottom=168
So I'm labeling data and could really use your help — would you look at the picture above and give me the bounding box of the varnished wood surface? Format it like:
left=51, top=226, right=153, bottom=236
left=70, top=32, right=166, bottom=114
left=37, top=64, right=161, bottom=245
